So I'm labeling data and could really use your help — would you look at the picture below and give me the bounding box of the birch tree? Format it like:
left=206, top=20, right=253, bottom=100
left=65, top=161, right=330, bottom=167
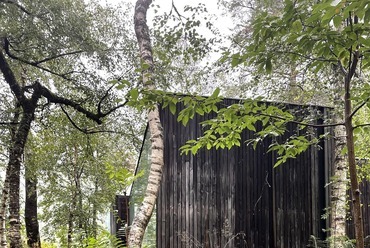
left=0, top=1, right=134, bottom=246
left=128, top=0, right=164, bottom=246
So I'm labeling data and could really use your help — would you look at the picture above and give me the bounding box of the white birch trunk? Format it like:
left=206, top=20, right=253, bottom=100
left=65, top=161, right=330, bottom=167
left=0, top=173, right=10, bottom=248
left=128, top=0, right=165, bottom=247
left=330, top=124, right=348, bottom=246
left=330, top=70, right=348, bottom=247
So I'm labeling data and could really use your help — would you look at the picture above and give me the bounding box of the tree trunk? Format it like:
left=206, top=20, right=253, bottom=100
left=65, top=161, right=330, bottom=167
left=330, top=66, right=348, bottom=246
left=25, top=161, right=41, bottom=248
left=91, top=179, right=99, bottom=239
left=344, top=100, right=364, bottom=248
left=128, top=0, right=165, bottom=247
left=0, top=103, right=20, bottom=248
left=0, top=49, right=41, bottom=248
left=0, top=166, right=10, bottom=248
left=67, top=209, right=74, bottom=248
left=8, top=111, right=35, bottom=248
left=331, top=124, right=348, bottom=245
left=344, top=52, right=364, bottom=248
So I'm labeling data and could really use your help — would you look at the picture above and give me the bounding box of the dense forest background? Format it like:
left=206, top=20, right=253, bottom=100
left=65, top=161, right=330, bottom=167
left=1, top=0, right=370, bottom=247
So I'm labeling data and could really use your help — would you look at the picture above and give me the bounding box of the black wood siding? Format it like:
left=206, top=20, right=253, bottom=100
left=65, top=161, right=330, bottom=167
left=156, top=99, right=332, bottom=248
left=346, top=179, right=370, bottom=246
left=111, top=195, right=130, bottom=245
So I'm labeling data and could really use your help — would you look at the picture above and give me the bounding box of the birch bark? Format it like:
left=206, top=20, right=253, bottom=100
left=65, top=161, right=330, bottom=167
left=128, top=0, right=165, bottom=247
left=330, top=68, right=348, bottom=247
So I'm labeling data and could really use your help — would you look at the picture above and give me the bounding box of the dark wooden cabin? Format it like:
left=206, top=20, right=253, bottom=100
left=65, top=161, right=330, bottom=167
left=129, top=98, right=336, bottom=248
left=110, top=195, right=130, bottom=245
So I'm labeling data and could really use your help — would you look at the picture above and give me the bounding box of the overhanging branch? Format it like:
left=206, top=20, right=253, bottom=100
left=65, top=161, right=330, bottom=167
left=0, top=122, right=19, bottom=125
left=255, top=112, right=343, bottom=128
left=3, top=38, right=77, bottom=82
left=60, top=106, right=125, bottom=135
left=35, top=81, right=128, bottom=124
left=350, top=97, right=370, bottom=119
left=0, top=0, right=32, bottom=15
left=354, top=123, right=370, bottom=129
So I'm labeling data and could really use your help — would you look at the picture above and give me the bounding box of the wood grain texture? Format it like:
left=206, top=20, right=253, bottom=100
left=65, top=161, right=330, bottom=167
left=153, top=99, right=332, bottom=248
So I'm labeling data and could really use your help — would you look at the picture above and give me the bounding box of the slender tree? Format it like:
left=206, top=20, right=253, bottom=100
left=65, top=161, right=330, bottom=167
left=128, top=0, right=164, bottom=246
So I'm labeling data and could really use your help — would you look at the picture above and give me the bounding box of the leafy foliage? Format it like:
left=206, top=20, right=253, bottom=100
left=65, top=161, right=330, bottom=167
left=27, top=109, right=137, bottom=245
left=85, top=229, right=125, bottom=248
left=127, top=86, right=325, bottom=167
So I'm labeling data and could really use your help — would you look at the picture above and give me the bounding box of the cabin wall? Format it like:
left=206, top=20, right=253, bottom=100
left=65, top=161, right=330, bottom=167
left=156, top=99, right=331, bottom=248
left=346, top=179, right=370, bottom=245
left=111, top=195, right=130, bottom=245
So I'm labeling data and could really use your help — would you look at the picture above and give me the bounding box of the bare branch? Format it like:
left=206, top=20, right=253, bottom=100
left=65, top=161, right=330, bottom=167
left=98, top=84, right=116, bottom=116
left=100, top=100, right=128, bottom=117
left=0, top=0, right=32, bottom=15
left=353, top=123, right=370, bottom=129
left=0, top=122, right=19, bottom=125
left=60, top=106, right=125, bottom=135
left=34, top=50, right=84, bottom=65
left=60, top=105, right=88, bottom=133
left=350, top=97, right=370, bottom=119
left=3, top=39, right=77, bottom=82
left=37, top=82, right=102, bottom=124
left=171, top=0, right=185, bottom=20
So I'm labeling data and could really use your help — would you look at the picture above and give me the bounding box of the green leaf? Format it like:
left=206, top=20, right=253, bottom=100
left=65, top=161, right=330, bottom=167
left=292, top=20, right=302, bottom=32
left=265, top=57, right=272, bottom=73
left=195, top=107, right=205, bottom=115
left=211, top=87, right=220, bottom=98
left=246, top=122, right=256, bottom=132
left=169, top=101, right=176, bottom=115
left=333, top=15, right=342, bottom=29
left=130, top=88, right=139, bottom=101
left=191, top=145, right=198, bottom=154
left=322, top=7, right=336, bottom=22
left=274, top=158, right=285, bottom=168
left=182, top=115, right=189, bottom=126
left=141, top=63, right=150, bottom=70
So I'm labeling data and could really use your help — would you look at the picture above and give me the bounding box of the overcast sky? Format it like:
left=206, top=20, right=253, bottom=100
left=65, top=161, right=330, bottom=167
left=104, top=0, right=233, bottom=36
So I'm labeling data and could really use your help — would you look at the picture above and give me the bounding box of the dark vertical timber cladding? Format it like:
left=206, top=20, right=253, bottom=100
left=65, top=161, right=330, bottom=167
left=324, top=107, right=334, bottom=234
left=113, top=195, right=130, bottom=244
left=346, top=179, right=370, bottom=242
left=157, top=99, right=330, bottom=247
left=317, top=110, right=328, bottom=240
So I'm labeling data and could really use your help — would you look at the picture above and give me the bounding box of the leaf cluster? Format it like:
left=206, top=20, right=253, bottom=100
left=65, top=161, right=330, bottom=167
left=228, top=0, right=370, bottom=74
left=179, top=99, right=321, bottom=167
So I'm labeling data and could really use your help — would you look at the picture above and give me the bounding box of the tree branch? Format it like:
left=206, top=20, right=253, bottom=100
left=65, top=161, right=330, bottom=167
left=0, top=0, right=32, bottom=15
left=353, top=123, right=370, bottom=129
left=36, top=82, right=102, bottom=124
left=60, top=106, right=90, bottom=133
left=0, top=48, right=24, bottom=104
left=0, top=122, right=19, bottom=125
left=34, top=81, right=128, bottom=124
left=277, top=50, right=338, bottom=63
left=350, top=97, right=370, bottom=119
left=255, top=112, right=344, bottom=128
left=3, top=38, right=76, bottom=82
left=60, top=106, right=125, bottom=135
left=98, top=84, right=116, bottom=116
left=34, top=50, right=84, bottom=65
